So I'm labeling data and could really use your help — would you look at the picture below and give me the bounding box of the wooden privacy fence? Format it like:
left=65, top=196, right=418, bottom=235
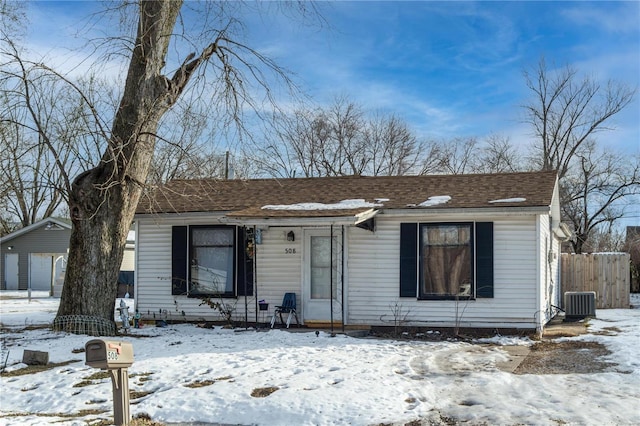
left=561, top=253, right=630, bottom=309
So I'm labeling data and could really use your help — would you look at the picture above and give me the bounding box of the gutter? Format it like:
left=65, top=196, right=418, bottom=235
left=382, top=206, right=552, bottom=217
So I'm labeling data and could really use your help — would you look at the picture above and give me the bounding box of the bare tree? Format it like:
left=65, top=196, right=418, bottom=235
left=249, top=108, right=326, bottom=178
left=60, top=1, right=314, bottom=327
left=415, top=139, right=445, bottom=175
left=582, top=226, right=625, bottom=253
left=522, top=58, right=638, bottom=252
left=364, top=112, right=422, bottom=176
left=250, top=97, right=426, bottom=177
left=474, top=134, right=522, bottom=174
left=523, top=58, right=635, bottom=179
left=1, top=1, right=317, bottom=330
left=433, top=137, right=479, bottom=175
left=146, top=100, right=220, bottom=183
left=560, top=141, right=639, bottom=253
left=0, top=48, right=104, bottom=229
left=323, top=97, right=365, bottom=175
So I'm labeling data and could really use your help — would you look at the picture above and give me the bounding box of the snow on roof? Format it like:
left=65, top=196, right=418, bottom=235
left=137, top=171, right=559, bottom=216
left=489, top=197, right=527, bottom=203
left=415, top=195, right=451, bottom=207
left=262, top=199, right=383, bottom=211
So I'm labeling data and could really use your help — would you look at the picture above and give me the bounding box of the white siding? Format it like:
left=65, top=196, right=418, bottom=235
left=254, top=227, right=302, bottom=316
left=136, top=211, right=549, bottom=329
left=536, top=214, right=562, bottom=329
left=347, top=214, right=541, bottom=328
left=135, top=219, right=257, bottom=322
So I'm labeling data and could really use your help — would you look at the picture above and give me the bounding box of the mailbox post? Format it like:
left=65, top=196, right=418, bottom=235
left=85, top=339, right=134, bottom=426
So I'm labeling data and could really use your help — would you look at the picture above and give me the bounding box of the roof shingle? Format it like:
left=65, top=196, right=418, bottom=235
left=136, top=171, right=558, bottom=218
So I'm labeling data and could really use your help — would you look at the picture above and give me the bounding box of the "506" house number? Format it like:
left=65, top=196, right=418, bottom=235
left=284, top=248, right=296, bottom=254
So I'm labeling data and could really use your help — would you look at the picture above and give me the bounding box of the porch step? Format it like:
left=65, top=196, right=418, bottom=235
left=303, top=320, right=344, bottom=328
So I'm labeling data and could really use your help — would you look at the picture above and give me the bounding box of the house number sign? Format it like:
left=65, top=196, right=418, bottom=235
left=284, top=248, right=297, bottom=254
left=107, top=342, right=122, bottom=361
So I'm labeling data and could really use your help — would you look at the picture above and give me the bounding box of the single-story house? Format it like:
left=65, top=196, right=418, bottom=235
left=133, top=170, right=571, bottom=331
left=0, top=218, right=136, bottom=297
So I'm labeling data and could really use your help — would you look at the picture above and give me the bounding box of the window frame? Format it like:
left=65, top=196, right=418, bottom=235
left=188, top=225, right=236, bottom=298
left=418, top=222, right=475, bottom=301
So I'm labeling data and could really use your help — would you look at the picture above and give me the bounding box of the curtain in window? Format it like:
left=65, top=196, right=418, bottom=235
left=190, top=227, right=234, bottom=294
left=422, top=225, right=471, bottom=296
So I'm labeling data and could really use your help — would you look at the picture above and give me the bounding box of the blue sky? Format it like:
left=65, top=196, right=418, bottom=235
left=17, top=1, right=640, bottom=226
left=273, top=1, right=640, bottom=153
left=26, top=1, right=639, bottom=156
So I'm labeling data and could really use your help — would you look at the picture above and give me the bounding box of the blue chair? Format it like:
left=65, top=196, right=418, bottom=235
left=270, top=293, right=300, bottom=328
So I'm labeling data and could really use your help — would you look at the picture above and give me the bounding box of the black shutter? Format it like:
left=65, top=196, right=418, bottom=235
left=475, top=222, right=494, bottom=298
left=237, top=227, right=254, bottom=296
left=171, top=226, right=188, bottom=295
left=399, top=223, right=418, bottom=297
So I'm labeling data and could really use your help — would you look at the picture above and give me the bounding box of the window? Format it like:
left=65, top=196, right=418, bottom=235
left=310, top=235, right=337, bottom=299
left=171, top=225, right=253, bottom=297
left=189, top=226, right=235, bottom=296
left=419, top=223, right=472, bottom=299
left=399, top=222, right=493, bottom=299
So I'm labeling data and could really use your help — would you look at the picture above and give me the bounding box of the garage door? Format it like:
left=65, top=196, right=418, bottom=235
left=29, top=253, right=54, bottom=291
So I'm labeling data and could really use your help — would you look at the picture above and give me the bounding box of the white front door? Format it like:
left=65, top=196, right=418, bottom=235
left=5, top=253, right=19, bottom=290
left=303, top=229, right=342, bottom=322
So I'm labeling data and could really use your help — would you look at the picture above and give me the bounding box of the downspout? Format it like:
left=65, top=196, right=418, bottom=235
left=341, top=225, right=345, bottom=334
left=534, top=216, right=542, bottom=337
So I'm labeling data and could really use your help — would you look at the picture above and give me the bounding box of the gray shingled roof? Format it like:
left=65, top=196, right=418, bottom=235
left=136, top=170, right=558, bottom=218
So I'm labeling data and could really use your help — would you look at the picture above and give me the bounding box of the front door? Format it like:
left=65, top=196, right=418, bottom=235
left=303, top=229, right=342, bottom=322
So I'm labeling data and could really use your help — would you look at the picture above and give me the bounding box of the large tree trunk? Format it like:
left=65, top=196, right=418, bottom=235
left=56, top=1, right=185, bottom=332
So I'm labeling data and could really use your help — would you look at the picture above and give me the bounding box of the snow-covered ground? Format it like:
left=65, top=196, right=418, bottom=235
left=1, top=292, right=639, bottom=426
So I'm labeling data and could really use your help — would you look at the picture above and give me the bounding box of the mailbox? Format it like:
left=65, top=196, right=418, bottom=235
left=85, top=339, right=134, bottom=369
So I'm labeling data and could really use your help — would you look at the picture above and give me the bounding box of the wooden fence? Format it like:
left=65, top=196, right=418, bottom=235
left=561, top=253, right=630, bottom=309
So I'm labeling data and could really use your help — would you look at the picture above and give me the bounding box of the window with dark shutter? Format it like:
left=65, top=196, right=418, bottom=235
left=189, top=226, right=235, bottom=296
left=171, top=226, right=188, bottom=295
left=400, top=221, right=494, bottom=300
left=419, top=223, right=473, bottom=299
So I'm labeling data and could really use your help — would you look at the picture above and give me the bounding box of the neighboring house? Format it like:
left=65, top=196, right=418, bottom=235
left=0, top=218, right=71, bottom=294
left=134, top=170, right=571, bottom=331
left=0, top=218, right=136, bottom=297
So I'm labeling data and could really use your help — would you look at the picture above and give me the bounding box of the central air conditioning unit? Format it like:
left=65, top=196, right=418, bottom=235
left=564, top=291, right=596, bottom=319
